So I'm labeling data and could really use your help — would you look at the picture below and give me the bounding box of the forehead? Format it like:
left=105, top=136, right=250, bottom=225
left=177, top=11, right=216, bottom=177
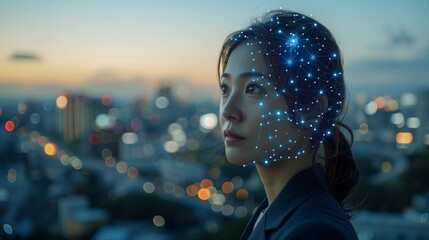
left=223, top=41, right=269, bottom=78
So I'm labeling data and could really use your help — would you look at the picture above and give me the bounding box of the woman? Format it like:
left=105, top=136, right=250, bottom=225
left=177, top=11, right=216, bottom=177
left=218, top=10, right=359, bottom=239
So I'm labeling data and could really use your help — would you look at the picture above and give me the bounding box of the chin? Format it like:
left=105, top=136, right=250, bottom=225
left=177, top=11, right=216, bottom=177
left=225, top=152, right=253, bottom=166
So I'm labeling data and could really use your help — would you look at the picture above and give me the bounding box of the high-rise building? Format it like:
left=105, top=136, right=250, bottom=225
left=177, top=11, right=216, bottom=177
left=55, top=93, right=93, bottom=142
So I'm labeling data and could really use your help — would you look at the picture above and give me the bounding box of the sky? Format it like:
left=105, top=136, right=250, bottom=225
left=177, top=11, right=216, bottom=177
left=0, top=0, right=428, bottom=99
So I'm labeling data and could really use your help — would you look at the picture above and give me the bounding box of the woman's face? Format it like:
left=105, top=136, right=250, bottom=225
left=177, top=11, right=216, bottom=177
left=219, top=42, right=308, bottom=166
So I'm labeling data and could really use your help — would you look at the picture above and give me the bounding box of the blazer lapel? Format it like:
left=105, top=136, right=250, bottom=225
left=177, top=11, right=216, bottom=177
left=264, top=164, right=327, bottom=231
left=239, top=199, right=268, bottom=240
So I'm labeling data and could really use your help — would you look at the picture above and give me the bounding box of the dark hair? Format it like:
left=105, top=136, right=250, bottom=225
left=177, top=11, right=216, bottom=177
left=217, top=10, right=359, bottom=208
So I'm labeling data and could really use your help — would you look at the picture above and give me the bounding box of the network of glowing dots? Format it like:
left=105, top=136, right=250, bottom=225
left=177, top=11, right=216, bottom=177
left=221, top=10, right=345, bottom=167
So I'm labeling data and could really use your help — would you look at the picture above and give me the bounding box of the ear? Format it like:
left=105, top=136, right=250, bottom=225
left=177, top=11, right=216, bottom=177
left=305, top=95, right=328, bottom=121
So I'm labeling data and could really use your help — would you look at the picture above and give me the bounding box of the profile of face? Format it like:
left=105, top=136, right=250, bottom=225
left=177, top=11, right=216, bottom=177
left=219, top=41, right=310, bottom=166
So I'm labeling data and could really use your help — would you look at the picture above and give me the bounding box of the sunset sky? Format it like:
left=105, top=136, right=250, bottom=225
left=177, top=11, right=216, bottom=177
left=1, top=0, right=428, bottom=99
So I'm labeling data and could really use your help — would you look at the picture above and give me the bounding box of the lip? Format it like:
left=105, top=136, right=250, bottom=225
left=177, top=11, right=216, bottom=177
left=224, top=130, right=245, bottom=145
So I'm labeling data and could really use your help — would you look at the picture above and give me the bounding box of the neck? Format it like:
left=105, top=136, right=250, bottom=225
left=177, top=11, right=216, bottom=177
left=255, top=152, right=313, bottom=205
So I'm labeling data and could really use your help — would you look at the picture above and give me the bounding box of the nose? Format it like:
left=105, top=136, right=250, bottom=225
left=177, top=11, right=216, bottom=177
left=221, top=93, right=243, bottom=122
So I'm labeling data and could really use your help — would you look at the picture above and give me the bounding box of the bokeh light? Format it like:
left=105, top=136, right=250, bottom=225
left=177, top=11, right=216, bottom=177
left=56, top=95, right=68, bottom=109
left=101, top=94, right=112, bottom=106
left=5, top=120, right=15, bottom=132
left=7, top=169, right=17, bottom=183
left=381, top=161, right=392, bottom=173
left=396, top=132, right=413, bottom=144
left=222, top=181, right=234, bottom=194
left=104, top=156, right=116, bottom=168
left=44, top=143, right=57, bottom=156
left=153, top=215, right=165, bottom=227
left=198, top=188, right=211, bottom=201
left=186, top=184, right=199, bottom=197
left=143, top=182, right=155, bottom=193
left=127, top=167, right=139, bottom=179
left=122, top=132, right=138, bottom=144
left=116, top=161, right=128, bottom=173
left=3, top=224, right=13, bottom=235
left=200, top=179, right=213, bottom=188
left=155, top=96, right=169, bottom=109
left=199, top=113, right=218, bottom=131
left=236, top=189, right=249, bottom=200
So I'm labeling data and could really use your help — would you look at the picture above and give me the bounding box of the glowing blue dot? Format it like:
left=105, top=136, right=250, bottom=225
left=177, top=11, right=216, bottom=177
left=259, top=102, right=263, bottom=106
left=264, top=160, right=269, bottom=164
left=310, top=55, right=316, bottom=60
left=319, top=90, right=323, bottom=94
left=300, top=120, right=305, bottom=124
left=290, top=79, right=294, bottom=84
left=287, top=59, right=293, bottom=65
left=278, top=29, right=282, bottom=33
left=252, top=68, right=256, bottom=72
left=313, top=23, right=318, bottom=27
left=333, top=53, right=337, bottom=57
left=327, top=131, right=331, bottom=135
left=276, top=111, right=281, bottom=115
left=307, top=73, right=312, bottom=77
left=333, top=73, right=337, bottom=77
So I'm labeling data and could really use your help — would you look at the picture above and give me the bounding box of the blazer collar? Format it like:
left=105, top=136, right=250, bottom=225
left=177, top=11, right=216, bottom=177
left=240, top=164, right=329, bottom=240
left=263, top=164, right=328, bottom=230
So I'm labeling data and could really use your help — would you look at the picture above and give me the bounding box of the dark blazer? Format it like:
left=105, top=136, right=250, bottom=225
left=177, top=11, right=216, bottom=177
left=240, top=164, right=358, bottom=240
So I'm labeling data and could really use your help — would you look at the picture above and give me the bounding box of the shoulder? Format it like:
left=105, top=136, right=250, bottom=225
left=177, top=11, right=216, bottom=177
left=271, top=192, right=358, bottom=239
left=285, top=219, right=358, bottom=240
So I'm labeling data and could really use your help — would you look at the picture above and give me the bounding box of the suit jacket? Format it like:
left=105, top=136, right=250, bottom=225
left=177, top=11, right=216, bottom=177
left=240, top=164, right=358, bottom=240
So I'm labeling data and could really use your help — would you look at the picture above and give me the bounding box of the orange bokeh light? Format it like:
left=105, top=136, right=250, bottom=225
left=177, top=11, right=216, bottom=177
left=56, top=95, right=68, bottom=109
left=396, top=132, right=413, bottom=144
left=5, top=120, right=15, bottom=132
left=101, top=94, right=112, bottom=106
left=200, top=178, right=213, bottom=188
left=374, top=97, right=386, bottom=109
left=105, top=156, right=116, bottom=168
left=236, top=189, right=249, bottom=200
left=198, top=188, right=211, bottom=201
left=44, top=143, right=57, bottom=156
left=186, top=184, right=200, bottom=197
left=127, top=167, right=139, bottom=179
left=222, top=181, right=234, bottom=194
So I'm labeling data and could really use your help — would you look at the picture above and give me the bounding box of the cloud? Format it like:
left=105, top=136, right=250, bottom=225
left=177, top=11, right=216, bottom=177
left=345, top=50, right=429, bottom=95
left=385, top=27, right=416, bottom=47
left=9, top=52, right=41, bottom=61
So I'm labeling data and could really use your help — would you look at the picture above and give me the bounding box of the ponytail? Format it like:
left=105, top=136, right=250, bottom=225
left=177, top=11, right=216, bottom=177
left=322, top=122, right=359, bottom=209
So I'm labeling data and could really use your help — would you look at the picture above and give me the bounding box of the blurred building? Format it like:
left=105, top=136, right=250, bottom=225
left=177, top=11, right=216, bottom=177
left=353, top=210, right=429, bottom=240
left=55, top=93, right=94, bottom=142
left=58, top=195, right=109, bottom=238
left=415, top=89, right=429, bottom=152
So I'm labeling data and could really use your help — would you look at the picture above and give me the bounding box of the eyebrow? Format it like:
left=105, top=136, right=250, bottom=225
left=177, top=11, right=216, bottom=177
left=220, top=72, right=269, bottom=81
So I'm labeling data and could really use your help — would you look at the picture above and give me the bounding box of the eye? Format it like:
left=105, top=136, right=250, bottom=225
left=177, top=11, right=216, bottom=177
left=220, top=83, right=229, bottom=95
left=246, top=83, right=264, bottom=95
